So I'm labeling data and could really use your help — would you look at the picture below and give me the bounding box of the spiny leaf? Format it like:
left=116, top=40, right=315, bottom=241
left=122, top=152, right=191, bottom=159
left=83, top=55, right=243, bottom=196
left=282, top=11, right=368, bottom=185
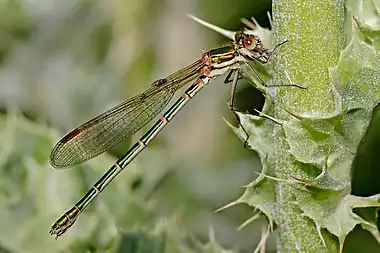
left=296, top=193, right=380, bottom=249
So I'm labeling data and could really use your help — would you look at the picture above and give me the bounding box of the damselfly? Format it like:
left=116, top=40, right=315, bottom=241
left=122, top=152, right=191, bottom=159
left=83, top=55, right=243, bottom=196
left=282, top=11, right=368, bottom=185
left=49, top=28, right=286, bottom=238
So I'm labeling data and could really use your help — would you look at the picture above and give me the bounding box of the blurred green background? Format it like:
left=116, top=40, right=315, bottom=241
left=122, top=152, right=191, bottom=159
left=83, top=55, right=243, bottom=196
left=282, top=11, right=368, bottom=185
left=0, top=0, right=379, bottom=252
left=0, top=0, right=274, bottom=252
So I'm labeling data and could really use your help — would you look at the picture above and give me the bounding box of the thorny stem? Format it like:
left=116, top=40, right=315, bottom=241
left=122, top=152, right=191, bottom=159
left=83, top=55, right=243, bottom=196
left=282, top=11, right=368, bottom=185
left=271, top=0, right=345, bottom=252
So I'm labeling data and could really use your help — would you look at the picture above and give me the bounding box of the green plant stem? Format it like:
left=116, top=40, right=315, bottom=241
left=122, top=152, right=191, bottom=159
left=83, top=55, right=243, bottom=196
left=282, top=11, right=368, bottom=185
left=271, top=1, right=345, bottom=252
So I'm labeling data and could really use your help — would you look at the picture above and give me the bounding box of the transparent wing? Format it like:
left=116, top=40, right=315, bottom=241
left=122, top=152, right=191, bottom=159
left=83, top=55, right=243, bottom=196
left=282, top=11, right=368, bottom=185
left=50, top=59, right=202, bottom=168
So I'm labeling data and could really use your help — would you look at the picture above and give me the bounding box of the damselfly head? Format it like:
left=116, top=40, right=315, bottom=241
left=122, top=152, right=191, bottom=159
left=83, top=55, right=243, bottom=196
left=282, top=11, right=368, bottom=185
left=234, top=31, right=270, bottom=63
left=235, top=31, right=288, bottom=64
left=235, top=31, right=265, bottom=52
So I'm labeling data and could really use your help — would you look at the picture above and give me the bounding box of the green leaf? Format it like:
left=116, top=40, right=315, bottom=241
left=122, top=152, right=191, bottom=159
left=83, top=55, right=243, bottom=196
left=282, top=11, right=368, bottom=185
left=296, top=193, right=380, bottom=247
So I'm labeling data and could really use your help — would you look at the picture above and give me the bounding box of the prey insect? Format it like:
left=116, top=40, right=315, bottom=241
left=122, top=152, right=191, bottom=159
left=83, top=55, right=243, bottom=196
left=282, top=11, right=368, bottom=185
left=49, top=29, right=287, bottom=239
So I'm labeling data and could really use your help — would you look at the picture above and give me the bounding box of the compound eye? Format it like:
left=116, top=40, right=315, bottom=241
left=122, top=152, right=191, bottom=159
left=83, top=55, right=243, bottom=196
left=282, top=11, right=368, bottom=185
left=243, top=36, right=257, bottom=50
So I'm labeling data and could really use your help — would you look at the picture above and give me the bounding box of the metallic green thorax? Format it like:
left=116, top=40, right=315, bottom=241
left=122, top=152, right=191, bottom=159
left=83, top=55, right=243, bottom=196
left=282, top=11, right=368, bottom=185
left=209, top=45, right=236, bottom=65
